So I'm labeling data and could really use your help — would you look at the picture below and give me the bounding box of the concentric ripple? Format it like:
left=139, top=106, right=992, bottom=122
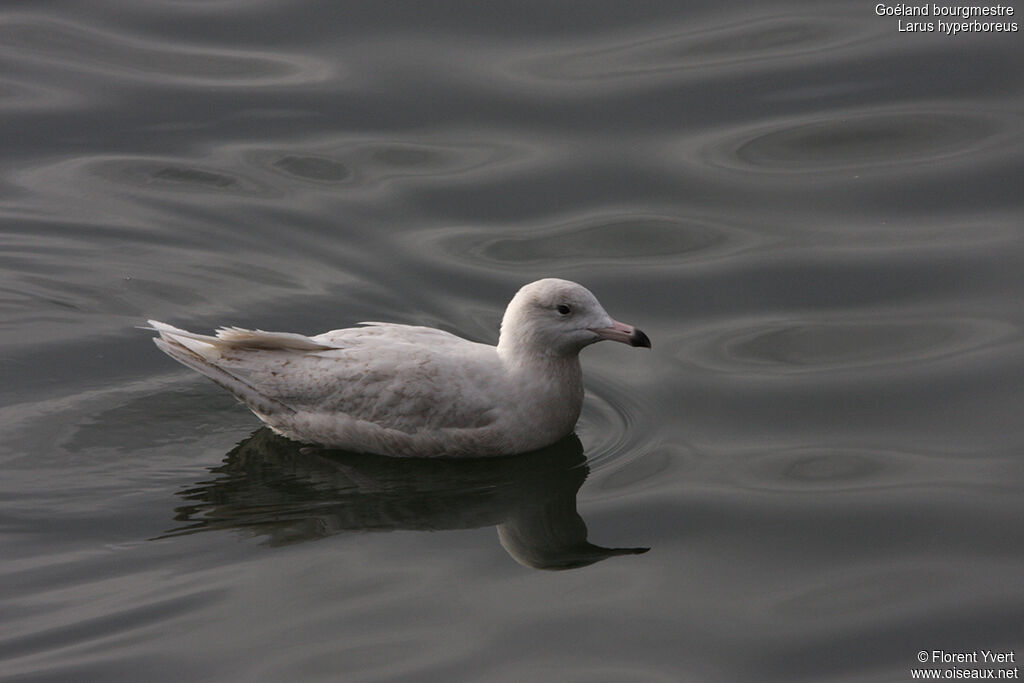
left=674, top=315, right=1017, bottom=377
left=682, top=106, right=1017, bottom=177
left=254, top=138, right=523, bottom=188
left=574, top=373, right=662, bottom=483
left=417, top=211, right=756, bottom=273
left=575, top=382, right=632, bottom=468
left=87, top=157, right=271, bottom=197
left=738, top=447, right=904, bottom=493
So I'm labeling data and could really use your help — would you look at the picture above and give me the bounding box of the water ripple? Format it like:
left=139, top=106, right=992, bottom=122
left=738, top=447, right=906, bottom=493
left=18, top=154, right=275, bottom=199
left=509, top=13, right=881, bottom=85
left=769, top=566, right=946, bottom=620
left=250, top=136, right=523, bottom=189
left=676, top=104, right=1020, bottom=178
left=672, top=315, right=1017, bottom=378
left=0, top=77, right=82, bottom=111
left=413, top=209, right=761, bottom=274
left=10, top=133, right=529, bottom=211
left=576, top=373, right=662, bottom=485
left=575, top=381, right=632, bottom=468
left=0, top=15, right=333, bottom=87
left=270, top=155, right=352, bottom=183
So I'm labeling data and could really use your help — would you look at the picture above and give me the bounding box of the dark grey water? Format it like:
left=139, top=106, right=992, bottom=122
left=2, top=1, right=1023, bottom=681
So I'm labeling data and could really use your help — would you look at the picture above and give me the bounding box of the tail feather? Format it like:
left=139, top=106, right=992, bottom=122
left=146, top=319, right=333, bottom=352
left=213, top=326, right=334, bottom=351
left=149, top=321, right=297, bottom=416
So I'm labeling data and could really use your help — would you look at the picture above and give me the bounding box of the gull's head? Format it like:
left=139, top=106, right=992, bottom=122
left=498, top=278, right=651, bottom=358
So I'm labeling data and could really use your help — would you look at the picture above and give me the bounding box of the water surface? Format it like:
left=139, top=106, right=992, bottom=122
left=2, top=1, right=1023, bottom=681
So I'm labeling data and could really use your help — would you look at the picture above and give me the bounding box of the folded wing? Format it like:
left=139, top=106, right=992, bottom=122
left=149, top=321, right=499, bottom=434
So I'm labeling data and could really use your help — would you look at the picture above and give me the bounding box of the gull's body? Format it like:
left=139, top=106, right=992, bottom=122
left=149, top=278, right=649, bottom=457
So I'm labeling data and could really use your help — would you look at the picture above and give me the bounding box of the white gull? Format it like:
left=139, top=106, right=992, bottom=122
left=149, top=278, right=650, bottom=457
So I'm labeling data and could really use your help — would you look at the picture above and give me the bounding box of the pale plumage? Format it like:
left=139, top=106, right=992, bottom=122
left=149, top=278, right=650, bottom=457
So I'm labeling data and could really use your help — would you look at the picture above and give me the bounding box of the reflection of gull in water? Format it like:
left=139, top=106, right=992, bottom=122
left=163, top=428, right=649, bottom=570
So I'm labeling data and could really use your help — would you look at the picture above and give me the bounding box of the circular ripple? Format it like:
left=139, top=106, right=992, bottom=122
left=740, top=447, right=898, bottom=492
left=677, top=316, right=1016, bottom=376
left=256, top=139, right=520, bottom=189
left=736, top=114, right=991, bottom=169
left=574, top=374, right=663, bottom=483
left=691, top=107, right=1012, bottom=176
left=91, top=159, right=269, bottom=196
left=423, top=212, right=752, bottom=272
left=14, top=155, right=274, bottom=201
left=728, top=321, right=949, bottom=368
left=591, top=446, right=687, bottom=496
left=575, top=384, right=632, bottom=468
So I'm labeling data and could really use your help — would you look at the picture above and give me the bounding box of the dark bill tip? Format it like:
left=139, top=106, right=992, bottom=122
left=631, top=328, right=652, bottom=349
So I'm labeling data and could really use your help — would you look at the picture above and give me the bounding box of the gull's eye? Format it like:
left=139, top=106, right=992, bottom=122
left=556, top=304, right=572, bottom=316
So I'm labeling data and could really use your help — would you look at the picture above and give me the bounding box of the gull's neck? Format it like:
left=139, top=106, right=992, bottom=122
left=497, top=339, right=584, bottom=395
